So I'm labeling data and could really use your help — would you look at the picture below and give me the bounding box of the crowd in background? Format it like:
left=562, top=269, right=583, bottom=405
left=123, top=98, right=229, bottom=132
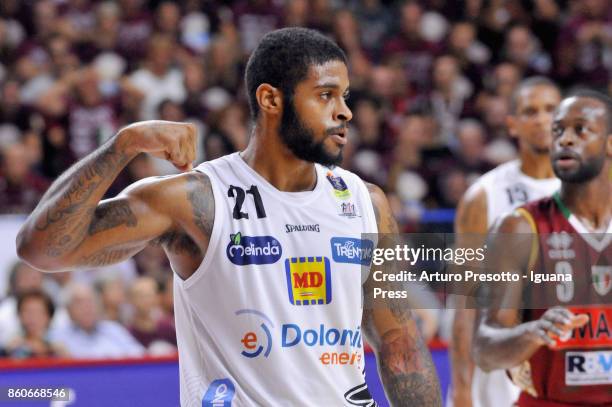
left=0, top=0, right=610, bottom=359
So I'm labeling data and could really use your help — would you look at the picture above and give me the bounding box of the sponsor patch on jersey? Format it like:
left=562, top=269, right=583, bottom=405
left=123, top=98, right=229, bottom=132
left=285, top=223, right=320, bottom=233
left=202, top=378, right=235, bottom=406
left=331, top=237, right=373, bottom=265
left=285, top=256, right=331, bottom=305
left=554, top=307, right=612, bottom=349
left=339, top=202, right=360, bottom=218
left=326, top=171, right=351, bottom=200
left=236, top=308, right=363, bottom=367
left=592, top=265, right=612, bottom=296
left=226, top=232, right=282, bottom=265
left=565, top=350, right=612, bottom=385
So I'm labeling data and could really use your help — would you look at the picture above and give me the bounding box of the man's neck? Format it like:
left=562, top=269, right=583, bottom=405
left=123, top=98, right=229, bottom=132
left=240, top=128, right=318, bottom=193
left=560, top=171, right=611, bottom=230
left=519, top=148, right=555, bottom=179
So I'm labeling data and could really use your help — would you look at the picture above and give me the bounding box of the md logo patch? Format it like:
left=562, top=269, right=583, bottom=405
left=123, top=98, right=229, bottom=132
left=331, top=237, right=374, bottom=265
left=566, top=351, right=612, bottom=386
left=202, top=379, right=235, bottom=406
left=226, top=232, right=282, bottom=265
left=236, top=309, right=273, bottom=359
left=285, top=257, right=332, bottom=306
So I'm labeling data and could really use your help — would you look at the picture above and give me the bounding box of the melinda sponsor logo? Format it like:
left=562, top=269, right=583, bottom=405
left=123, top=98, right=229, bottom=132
left=331, top=237, right=373, bottom=265
left=236, top=309, right=363, bottom=366
left=226, top=232, right=282, bottom=265
left=285, top=224, right=320, bottom=233
left=202, top=379, right=235, bottom=406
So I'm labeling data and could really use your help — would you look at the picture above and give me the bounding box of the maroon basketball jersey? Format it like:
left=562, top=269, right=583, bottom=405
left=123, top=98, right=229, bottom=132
left=511, top=194, right=612, bottom=406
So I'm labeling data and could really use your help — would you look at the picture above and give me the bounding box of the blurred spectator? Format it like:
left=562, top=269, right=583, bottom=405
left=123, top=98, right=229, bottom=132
left=128, top=277, right=176, bottom=353
left=284, top=0, right=308, bottom=28
left=232, top=0, right=283, bottom=54
left=37, top=68, right=119, bottom=159
left=0, top=261, right=69, bottom=347
left=3, top=290, right=67, bottom=359
left=0, top=261, right=44, bottom=346
left=128, top=34, right=186, bottom=120
left=77, top=2, right=122, bottom=61
left=159, top=274, right=174, bottom=321
left=50, top=283, right=144, bottom=358
left=452, top=119, right=492, bottom=176
left=382, top=1, right=440, bottom=91
left=429, top=54, right=473, bottom=143
left=490, top=62, right=521, bottom=101
left=97, top=277, right=129, bottom=324
left=154, top=2, right=181, bottom=39
left=0, top=142, right=49, bottom=214
left=116, top=0, right=153, bottom=65
left=556, top=0, right=611, bottom=88
left=0, top=79, right=39, bottom=132
left=444, top=21, right=489, bottom=89
left=503, top=24, right=552, bottom=76
left=352, top=0, right=392, bottom=61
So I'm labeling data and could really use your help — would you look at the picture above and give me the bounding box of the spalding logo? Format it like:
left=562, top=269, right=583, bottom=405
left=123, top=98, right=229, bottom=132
left=226, top=232, right=282, bottom=265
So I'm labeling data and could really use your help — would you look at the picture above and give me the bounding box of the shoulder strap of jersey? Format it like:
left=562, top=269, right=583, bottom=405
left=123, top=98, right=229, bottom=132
left=515, top=207, right=539, bottom=270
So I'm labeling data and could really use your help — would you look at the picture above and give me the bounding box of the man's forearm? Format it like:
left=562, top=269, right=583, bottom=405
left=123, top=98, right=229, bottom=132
left=17, top=130, right=135, bottom=269
left=378, top=326, right=442, bottom=407
left=450, top=307, right=475, bottom=400
left=473, top=321, right=541, bottom=371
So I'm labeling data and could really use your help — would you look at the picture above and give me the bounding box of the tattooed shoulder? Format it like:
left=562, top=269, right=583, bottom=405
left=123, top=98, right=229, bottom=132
left=186, top=172, right=215, bottom=238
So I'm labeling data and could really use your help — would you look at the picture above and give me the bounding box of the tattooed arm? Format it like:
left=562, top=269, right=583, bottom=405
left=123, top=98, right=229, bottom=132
left=16, top=121, right=204, bottom=276
left=362, top=183, right=442, bottom=407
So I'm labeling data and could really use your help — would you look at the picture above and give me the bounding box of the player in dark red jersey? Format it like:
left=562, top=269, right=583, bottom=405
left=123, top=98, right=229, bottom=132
left=473, top=90, right=611, bottom=406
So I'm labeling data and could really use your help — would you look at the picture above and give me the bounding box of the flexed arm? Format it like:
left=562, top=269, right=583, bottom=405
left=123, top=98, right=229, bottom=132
left=17, top=121, right=197, bottom=272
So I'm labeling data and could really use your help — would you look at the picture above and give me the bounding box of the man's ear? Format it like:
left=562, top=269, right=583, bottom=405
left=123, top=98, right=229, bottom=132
left=256, top=84, right=283, bottom=115
left=506, top=115, right=518, bottom=139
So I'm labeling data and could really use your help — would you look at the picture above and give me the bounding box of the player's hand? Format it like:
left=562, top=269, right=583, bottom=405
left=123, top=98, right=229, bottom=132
left=526, top=307, right=589, bottom=347
left=118, top=120, right=197, bottom=171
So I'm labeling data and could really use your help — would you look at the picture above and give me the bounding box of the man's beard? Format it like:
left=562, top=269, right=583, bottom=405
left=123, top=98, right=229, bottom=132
left=279, top=97, right=343, bottom=167
left=552, top=151, right=605, bottom=183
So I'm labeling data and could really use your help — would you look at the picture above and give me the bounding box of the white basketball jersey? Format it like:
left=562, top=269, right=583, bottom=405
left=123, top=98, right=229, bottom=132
left=476, top=160, right=560, bottom=228
left=173, top=153, right=378, bottom=406
left=458, top=160, right=560, bottom=407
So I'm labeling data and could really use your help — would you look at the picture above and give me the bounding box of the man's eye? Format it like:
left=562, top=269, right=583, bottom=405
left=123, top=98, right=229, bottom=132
left=575, top=125, right=584, bottom=134
left=320, top=92, right=331, bottom=100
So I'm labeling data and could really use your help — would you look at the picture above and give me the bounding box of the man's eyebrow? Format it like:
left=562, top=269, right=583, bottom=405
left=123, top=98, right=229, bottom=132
left=313, top=83, right=340, bottom=89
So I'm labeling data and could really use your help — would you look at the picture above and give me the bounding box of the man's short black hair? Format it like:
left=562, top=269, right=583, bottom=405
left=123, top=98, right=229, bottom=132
left=245, top=27, right=348, bottom=119
left=566, top=88, right=612, bottom=133
left=510, top=76, right=561, bottom=114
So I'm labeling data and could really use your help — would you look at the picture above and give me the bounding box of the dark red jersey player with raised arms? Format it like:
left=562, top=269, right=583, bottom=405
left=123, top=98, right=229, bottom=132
left=473, top=90, right=612, bottom=406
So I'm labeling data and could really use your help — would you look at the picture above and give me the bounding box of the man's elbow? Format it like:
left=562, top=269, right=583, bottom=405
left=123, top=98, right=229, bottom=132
left=16, top=228, right=71, bottom=273
left=471, top=336, right=496, bottom=373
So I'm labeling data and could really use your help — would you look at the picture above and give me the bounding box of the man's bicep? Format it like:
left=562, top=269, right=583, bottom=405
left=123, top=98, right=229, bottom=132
left=66, top=177, right=182, bottom=268
left=483, top=212, right=536, bottom=327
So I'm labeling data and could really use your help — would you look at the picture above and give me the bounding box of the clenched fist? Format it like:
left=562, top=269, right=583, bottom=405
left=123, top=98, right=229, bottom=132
left=118, top=120, right=197, bottom=171
left=525, top=307, right=589, bottom=348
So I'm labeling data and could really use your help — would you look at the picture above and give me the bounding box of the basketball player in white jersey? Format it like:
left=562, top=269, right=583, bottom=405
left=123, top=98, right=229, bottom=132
left=17, top=28, right=441, bottom=406
left=449, top=77, right=562, bottom=407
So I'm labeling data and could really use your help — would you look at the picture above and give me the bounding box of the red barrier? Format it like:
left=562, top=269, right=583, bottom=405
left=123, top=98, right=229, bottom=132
left=0, top=340, right=448, bottom=371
